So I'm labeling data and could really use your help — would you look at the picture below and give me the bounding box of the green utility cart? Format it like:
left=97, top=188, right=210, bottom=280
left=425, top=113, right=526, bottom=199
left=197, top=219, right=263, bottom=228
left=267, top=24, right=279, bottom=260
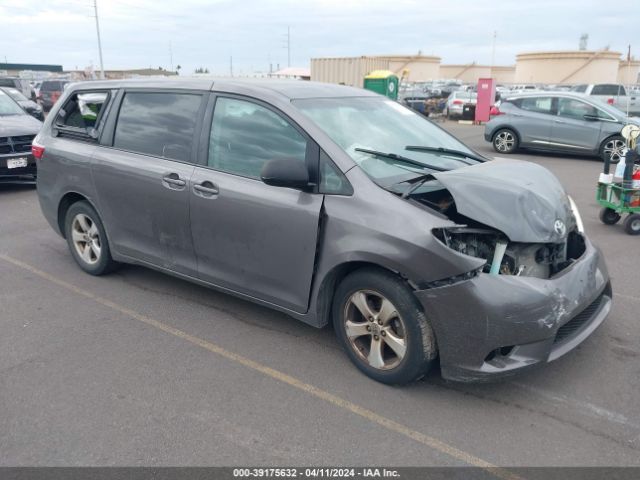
left=363, top=70, right=399, bottom=100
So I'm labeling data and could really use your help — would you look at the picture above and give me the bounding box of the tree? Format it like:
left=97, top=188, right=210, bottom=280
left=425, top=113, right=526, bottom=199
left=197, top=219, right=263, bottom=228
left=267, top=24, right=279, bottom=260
left=176, top=65, right=182, bottom=75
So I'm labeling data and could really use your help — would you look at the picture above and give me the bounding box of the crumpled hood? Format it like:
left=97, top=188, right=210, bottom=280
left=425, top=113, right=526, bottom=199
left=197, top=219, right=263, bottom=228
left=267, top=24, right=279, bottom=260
left=433, top=159, right=572, bottom=243
left=0, top=114, right=43, bottom=137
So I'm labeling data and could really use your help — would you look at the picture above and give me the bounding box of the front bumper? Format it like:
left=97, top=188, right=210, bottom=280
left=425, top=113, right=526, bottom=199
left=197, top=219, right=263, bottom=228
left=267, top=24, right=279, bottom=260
left=0, top=154, right=37, bottom=182
left=415, top=237, right=611, bottom=382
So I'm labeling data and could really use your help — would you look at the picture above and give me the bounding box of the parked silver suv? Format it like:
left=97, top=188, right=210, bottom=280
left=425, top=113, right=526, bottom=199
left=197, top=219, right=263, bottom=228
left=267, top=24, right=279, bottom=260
left=485, top=92, right=638, bottom=162
left=35, top=79, right=611, bottom=384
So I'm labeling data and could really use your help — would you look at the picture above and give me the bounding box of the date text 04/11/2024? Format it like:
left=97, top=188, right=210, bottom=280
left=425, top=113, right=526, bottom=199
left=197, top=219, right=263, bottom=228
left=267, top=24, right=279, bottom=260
left=232, top=468, right=400, bottom=478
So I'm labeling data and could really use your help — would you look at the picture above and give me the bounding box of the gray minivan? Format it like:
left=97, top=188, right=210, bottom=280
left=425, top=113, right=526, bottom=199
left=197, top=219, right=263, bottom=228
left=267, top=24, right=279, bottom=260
left=35, top=79, right=611, bottom=384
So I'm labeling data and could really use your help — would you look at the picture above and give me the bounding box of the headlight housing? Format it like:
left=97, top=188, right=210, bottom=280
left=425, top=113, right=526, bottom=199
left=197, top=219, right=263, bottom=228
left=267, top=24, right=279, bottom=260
left=567, top=195, right=584, bottom=233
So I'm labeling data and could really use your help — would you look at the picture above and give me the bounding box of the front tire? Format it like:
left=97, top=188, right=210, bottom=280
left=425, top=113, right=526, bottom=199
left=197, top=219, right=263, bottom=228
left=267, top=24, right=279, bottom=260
left=492, top=128, right=518, bottom=154
left=333, top=268, right=437, bottom=385
left=600, top=135, right=625, bottom=163
left=64, top=201, right=118, bottom=275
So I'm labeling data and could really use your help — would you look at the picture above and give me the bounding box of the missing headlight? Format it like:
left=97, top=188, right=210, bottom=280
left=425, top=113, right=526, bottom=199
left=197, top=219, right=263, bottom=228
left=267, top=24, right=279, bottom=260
left=433, top=227, right=579, bottom=279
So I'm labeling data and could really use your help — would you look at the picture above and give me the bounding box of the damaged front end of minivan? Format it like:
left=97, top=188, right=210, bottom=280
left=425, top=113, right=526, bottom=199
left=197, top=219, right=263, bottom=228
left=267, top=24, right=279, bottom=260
left=406, top=160, right=611, bottom=382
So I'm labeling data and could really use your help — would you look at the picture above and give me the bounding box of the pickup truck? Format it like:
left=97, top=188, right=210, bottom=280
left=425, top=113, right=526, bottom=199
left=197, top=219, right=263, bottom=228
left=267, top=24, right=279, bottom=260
left=571, top=83, right=640, bottom=116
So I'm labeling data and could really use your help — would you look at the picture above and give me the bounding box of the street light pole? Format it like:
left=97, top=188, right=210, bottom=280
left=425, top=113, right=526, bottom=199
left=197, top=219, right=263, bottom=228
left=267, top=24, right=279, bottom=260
left=287, top=26, right=291, bottom=67
left=93, top=0, right=105, bottom=79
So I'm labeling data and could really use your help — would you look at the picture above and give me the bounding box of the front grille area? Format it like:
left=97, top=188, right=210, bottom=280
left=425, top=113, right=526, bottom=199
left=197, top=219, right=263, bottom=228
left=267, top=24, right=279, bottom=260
left=554, top=293, right=605, bottom=345
left=0, top=135, right=35, bottom=155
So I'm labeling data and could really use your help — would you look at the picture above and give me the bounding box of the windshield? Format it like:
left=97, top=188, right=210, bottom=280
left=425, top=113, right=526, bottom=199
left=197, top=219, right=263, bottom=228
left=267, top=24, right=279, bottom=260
left=4, top=87, right=27, bottom=102
left=0, top=90, right=25, bottom=116
left=293, top=97, right=481, bottom=186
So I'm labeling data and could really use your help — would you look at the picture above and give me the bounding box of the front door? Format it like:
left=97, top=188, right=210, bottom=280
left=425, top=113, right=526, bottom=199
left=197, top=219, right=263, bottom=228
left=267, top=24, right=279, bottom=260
left=190, top=96, right=323, bottom=313
left=550, top=98, right=602, bottom=152
left=92, top=90, right=205, bottom=275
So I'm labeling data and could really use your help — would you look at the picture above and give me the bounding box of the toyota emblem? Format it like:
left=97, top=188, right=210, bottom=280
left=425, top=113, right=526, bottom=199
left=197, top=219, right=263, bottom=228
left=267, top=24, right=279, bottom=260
left=554, top=219, right=566, bottom=237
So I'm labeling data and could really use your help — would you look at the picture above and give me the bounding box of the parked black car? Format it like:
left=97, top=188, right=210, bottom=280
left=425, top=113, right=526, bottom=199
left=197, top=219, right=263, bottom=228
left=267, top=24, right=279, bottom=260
left=0, top=87, right=44, bottom=120
left=0, top=89, right=42, bottom=183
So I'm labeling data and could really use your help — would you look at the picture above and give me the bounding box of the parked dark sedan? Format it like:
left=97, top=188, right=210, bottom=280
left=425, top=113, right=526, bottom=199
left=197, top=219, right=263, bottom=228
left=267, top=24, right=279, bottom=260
left=0, top=86, right=44, bottom=120
left=0, top=89, right=42, bottom=183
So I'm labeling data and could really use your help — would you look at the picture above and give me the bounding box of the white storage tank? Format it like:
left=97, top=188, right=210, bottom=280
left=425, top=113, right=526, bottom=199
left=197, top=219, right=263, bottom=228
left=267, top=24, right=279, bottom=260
left=515, top=50, right=622, bottom=84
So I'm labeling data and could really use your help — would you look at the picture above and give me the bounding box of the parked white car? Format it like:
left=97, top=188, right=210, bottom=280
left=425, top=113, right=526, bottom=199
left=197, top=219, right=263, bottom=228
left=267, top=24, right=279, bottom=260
left=443, top=91, right=477, bottom=119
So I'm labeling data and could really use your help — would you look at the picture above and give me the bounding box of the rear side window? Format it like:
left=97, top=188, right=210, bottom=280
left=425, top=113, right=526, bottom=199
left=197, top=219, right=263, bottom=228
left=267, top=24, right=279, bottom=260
left=0, top=79, right=17, bottom=88
left=57, top=91, right=109, bottom=131
left=591, top=84, right=625, bottom=96
left=518, top=97, right=553, bottom=114
left=208, top=97, right=307, bottom=179
left=114, top=92, right=203, bottom=162
left=570, top=84, right=588, bottom=93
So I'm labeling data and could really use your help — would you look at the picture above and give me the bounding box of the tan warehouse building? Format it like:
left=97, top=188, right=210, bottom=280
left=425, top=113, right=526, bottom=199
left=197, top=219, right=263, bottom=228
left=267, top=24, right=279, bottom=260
left=311, top=50, right=639, bottom=86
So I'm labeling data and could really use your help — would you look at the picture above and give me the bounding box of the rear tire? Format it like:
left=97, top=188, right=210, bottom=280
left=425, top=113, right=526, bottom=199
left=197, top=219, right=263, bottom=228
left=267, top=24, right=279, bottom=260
left=64, top=201, right=118, bottom=275
left=624, top=214, right=640, bottom=235
left=333, top=268, right=437, bottom=385
left=599, top=135, right=625, bottom=163
left=492, top=128, right=518, bottom=154
left=599, top=207, right=621, bottom=225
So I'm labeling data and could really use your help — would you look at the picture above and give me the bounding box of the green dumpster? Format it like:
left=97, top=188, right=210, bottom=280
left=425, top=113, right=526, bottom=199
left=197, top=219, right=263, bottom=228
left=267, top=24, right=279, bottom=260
left=363, top=70, right=399, bottom=100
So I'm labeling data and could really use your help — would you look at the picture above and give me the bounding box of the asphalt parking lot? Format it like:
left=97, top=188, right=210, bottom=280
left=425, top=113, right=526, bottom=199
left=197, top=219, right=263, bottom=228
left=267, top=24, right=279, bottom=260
left=1, top=121, right=639, bottom=469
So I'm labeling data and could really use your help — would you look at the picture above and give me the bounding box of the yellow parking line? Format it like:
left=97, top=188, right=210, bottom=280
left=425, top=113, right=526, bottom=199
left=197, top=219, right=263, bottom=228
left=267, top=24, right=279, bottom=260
left=0, top=253, right=521, bottom=480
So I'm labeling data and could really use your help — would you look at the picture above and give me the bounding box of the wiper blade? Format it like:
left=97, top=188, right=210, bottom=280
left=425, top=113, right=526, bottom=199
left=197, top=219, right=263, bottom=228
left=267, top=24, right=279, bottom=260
left=400, top=175, right=435, bottom=199
left=404, top=145, right=487, bottom=164
left=354, top=148, right=449, bottom=172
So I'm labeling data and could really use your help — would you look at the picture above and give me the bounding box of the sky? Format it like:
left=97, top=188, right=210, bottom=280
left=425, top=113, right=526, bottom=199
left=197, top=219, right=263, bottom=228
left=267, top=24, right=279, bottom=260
left=0, top=0, right=637, bottom=75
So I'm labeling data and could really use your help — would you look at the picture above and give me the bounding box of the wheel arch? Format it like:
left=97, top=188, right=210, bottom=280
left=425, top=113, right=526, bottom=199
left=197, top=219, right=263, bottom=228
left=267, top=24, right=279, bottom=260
left=313, top=260, right=413, bottom=328
left=57, top=191, right=100, bottom=239
left=491, top=125, right=521, bottom=144
left=599, top=133, right=624, bottom=151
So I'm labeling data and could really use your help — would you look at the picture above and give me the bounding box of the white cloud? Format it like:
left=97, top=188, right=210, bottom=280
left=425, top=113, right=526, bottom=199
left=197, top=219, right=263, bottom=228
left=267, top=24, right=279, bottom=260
left=0, top=0, right=636, bottom=74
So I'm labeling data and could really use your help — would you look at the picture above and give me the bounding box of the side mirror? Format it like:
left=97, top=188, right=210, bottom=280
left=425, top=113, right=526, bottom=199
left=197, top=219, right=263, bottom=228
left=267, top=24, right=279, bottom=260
left=261, top=158, right=311, bottom=191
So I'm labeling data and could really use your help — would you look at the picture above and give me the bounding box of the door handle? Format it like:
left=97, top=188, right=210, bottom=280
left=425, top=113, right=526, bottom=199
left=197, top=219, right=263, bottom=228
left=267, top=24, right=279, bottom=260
left=554, top=119, right=568, bottom=124
left=193, top=181, right=219, bottom=198
left=162, top=173, right=186, bottom=188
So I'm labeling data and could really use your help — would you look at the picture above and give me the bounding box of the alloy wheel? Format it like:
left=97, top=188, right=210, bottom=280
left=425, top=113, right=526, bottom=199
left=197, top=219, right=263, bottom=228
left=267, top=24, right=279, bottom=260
left=494, top=131, right=515, bottom=152
left=603, top=139, right=626, bottom=162
left=71, top=213, right=102, bottom=265
left=343, top=290, right=407, bottom=370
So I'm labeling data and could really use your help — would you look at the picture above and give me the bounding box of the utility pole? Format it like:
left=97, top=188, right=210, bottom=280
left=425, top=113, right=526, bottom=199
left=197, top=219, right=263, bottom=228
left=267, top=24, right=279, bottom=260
left=93, top=0, right=105, bottom=79
left=287, top=26, right=291, bottom=67
left=627, top=45, right=632, bottom=118
left=169, top=41, right=174, bottom=72
left=230, top=56, right=233, bottom=77
left=490, top=31, right=497, bottom=68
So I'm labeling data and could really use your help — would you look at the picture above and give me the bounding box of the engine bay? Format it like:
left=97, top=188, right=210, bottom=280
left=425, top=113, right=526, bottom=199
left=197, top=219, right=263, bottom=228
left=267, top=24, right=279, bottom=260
left=409, top=183, right=585, bottom=279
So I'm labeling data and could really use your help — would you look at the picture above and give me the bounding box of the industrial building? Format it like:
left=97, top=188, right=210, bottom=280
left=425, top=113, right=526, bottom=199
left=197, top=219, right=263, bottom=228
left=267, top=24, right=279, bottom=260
left=310, top=51, right=640, bottom=86
left=0, top=62, right=63, bottom=80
